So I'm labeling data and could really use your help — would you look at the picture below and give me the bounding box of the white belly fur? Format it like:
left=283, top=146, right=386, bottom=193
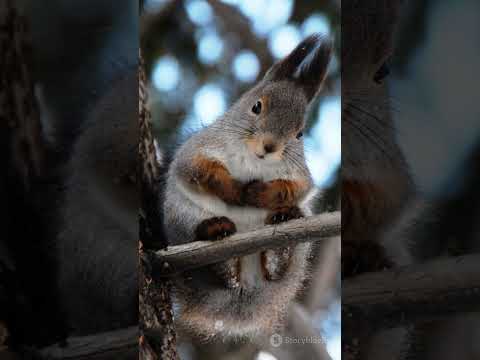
left=177, top=180, right=271, bottom=288
left=176, top=180, right=268, bottom=232
left=176, top=178, right=317, bottom=289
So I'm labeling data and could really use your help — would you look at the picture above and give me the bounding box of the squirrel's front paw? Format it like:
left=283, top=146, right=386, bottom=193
left=265, top=206, right=304, bottom=225
left=195, top=217, right=240, bottom=288
left=195, top=216, right=237, bottom=240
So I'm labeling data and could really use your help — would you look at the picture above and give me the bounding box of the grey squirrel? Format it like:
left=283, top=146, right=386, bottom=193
left=163, top=34, right=332, bottom=340
left=380, top=132, right=480, bottom=360
left=341, top=0, right=414, bottom=277
left=341, top=0, right=415, bottom=358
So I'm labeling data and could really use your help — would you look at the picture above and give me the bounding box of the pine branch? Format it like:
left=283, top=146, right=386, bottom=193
left=154, top=211, right=341, bottom=276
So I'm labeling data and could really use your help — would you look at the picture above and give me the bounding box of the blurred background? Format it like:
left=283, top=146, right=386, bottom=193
left=142, top=0, right=340, bottom=189
left=391, top=0, right=480, bottom=197
left=141, top=0, right=340, bottom=359
left=385, top=1, right=480, bottom=358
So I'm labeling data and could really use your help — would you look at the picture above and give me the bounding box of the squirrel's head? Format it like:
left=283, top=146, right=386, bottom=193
left=342, top=0, right=403, bottom=88
left=342, top=0, right=410, bottom=182
left=222, top=34, right=332, bottom=162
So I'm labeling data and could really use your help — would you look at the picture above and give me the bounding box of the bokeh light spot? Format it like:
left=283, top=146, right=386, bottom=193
left=218, top=0, right=294, bottom=36
left=198, top=31, right=224, bottom=65
left=268, top=25, right=302, bottom=59
left=193, top=84, right=227, bottom=125
left=232, top=50, right=260, bottom=82
left=302, top=13, right=331, bottom=37
left=256, top=351, right=277, bottom=360
left=306, top=96, right=341, bottom=186
left=185, top=0, right=213, bottom=26
left=152, top=55, right=181, bottom=92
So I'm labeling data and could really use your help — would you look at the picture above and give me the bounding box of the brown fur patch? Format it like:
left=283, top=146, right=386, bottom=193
left=243, top=179, right=309, bottom=210
left=342, top=180, right=400, bottom=278
left=194, top=216, right=240, bottom=288
left=190, top=156, right=243, bottom=205
left=195, top=216, right=237, bottom=241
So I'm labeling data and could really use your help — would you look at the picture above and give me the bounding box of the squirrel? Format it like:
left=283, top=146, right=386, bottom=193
left=163, top=34, right=332, bottom=341
left=341, top=1, right=415, bottom=359
left=341, top=0, right=414, bottom=277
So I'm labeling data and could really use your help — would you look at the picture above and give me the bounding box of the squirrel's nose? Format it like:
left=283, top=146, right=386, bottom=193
left=264, top=143, right=276, bottom=154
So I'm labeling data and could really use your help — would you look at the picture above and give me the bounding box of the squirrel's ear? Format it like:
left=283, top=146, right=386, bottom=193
left=264, top=34, right=332, bottom=101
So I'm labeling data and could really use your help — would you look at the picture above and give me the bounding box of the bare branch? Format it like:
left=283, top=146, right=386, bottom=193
left=155, top=211, right=341, bottom=276
left=342, top=253, right=480, bottom=346
left=39, top=327, right=137, bottom=360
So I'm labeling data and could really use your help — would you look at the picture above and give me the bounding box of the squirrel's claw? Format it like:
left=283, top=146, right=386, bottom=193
left=265, top=206, right=304, bottom=225
left=195, top=216, right=237, bottom=241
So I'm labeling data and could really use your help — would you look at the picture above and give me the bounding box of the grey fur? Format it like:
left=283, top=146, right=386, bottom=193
left=341, top=1, right=415, bottom=359
left=163, top=34, right=331, bottom=340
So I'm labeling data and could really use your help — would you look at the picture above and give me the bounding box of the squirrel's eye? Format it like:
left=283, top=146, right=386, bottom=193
left=296, top=131, right=304, bottom=139
left=374, top=62, right=390, bottom=84
left=251, top=101, right=262, bottom=115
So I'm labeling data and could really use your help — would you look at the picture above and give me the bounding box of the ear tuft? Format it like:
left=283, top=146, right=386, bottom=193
left=265, top=33, right=332, bottom=101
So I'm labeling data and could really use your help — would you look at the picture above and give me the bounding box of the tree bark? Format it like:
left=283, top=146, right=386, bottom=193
left=138, top=50, right=178, bottom=360
left=0, top=0, right=49, bottom=354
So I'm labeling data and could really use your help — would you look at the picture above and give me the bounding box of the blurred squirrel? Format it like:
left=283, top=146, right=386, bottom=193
left=341, top=0, right=415, bottom=359
left=341, top=0, right=414, bottom=277
left=381, top=127, right=480, bottom=359
left=163, top=34, right=332, bottom=340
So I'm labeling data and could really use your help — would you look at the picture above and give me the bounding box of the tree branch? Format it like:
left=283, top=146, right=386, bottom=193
left=39, top=327, right=137, bottom=360
left=154, top=211, right=341, bottom=276
left=342, top=253, right=480, bottom=350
